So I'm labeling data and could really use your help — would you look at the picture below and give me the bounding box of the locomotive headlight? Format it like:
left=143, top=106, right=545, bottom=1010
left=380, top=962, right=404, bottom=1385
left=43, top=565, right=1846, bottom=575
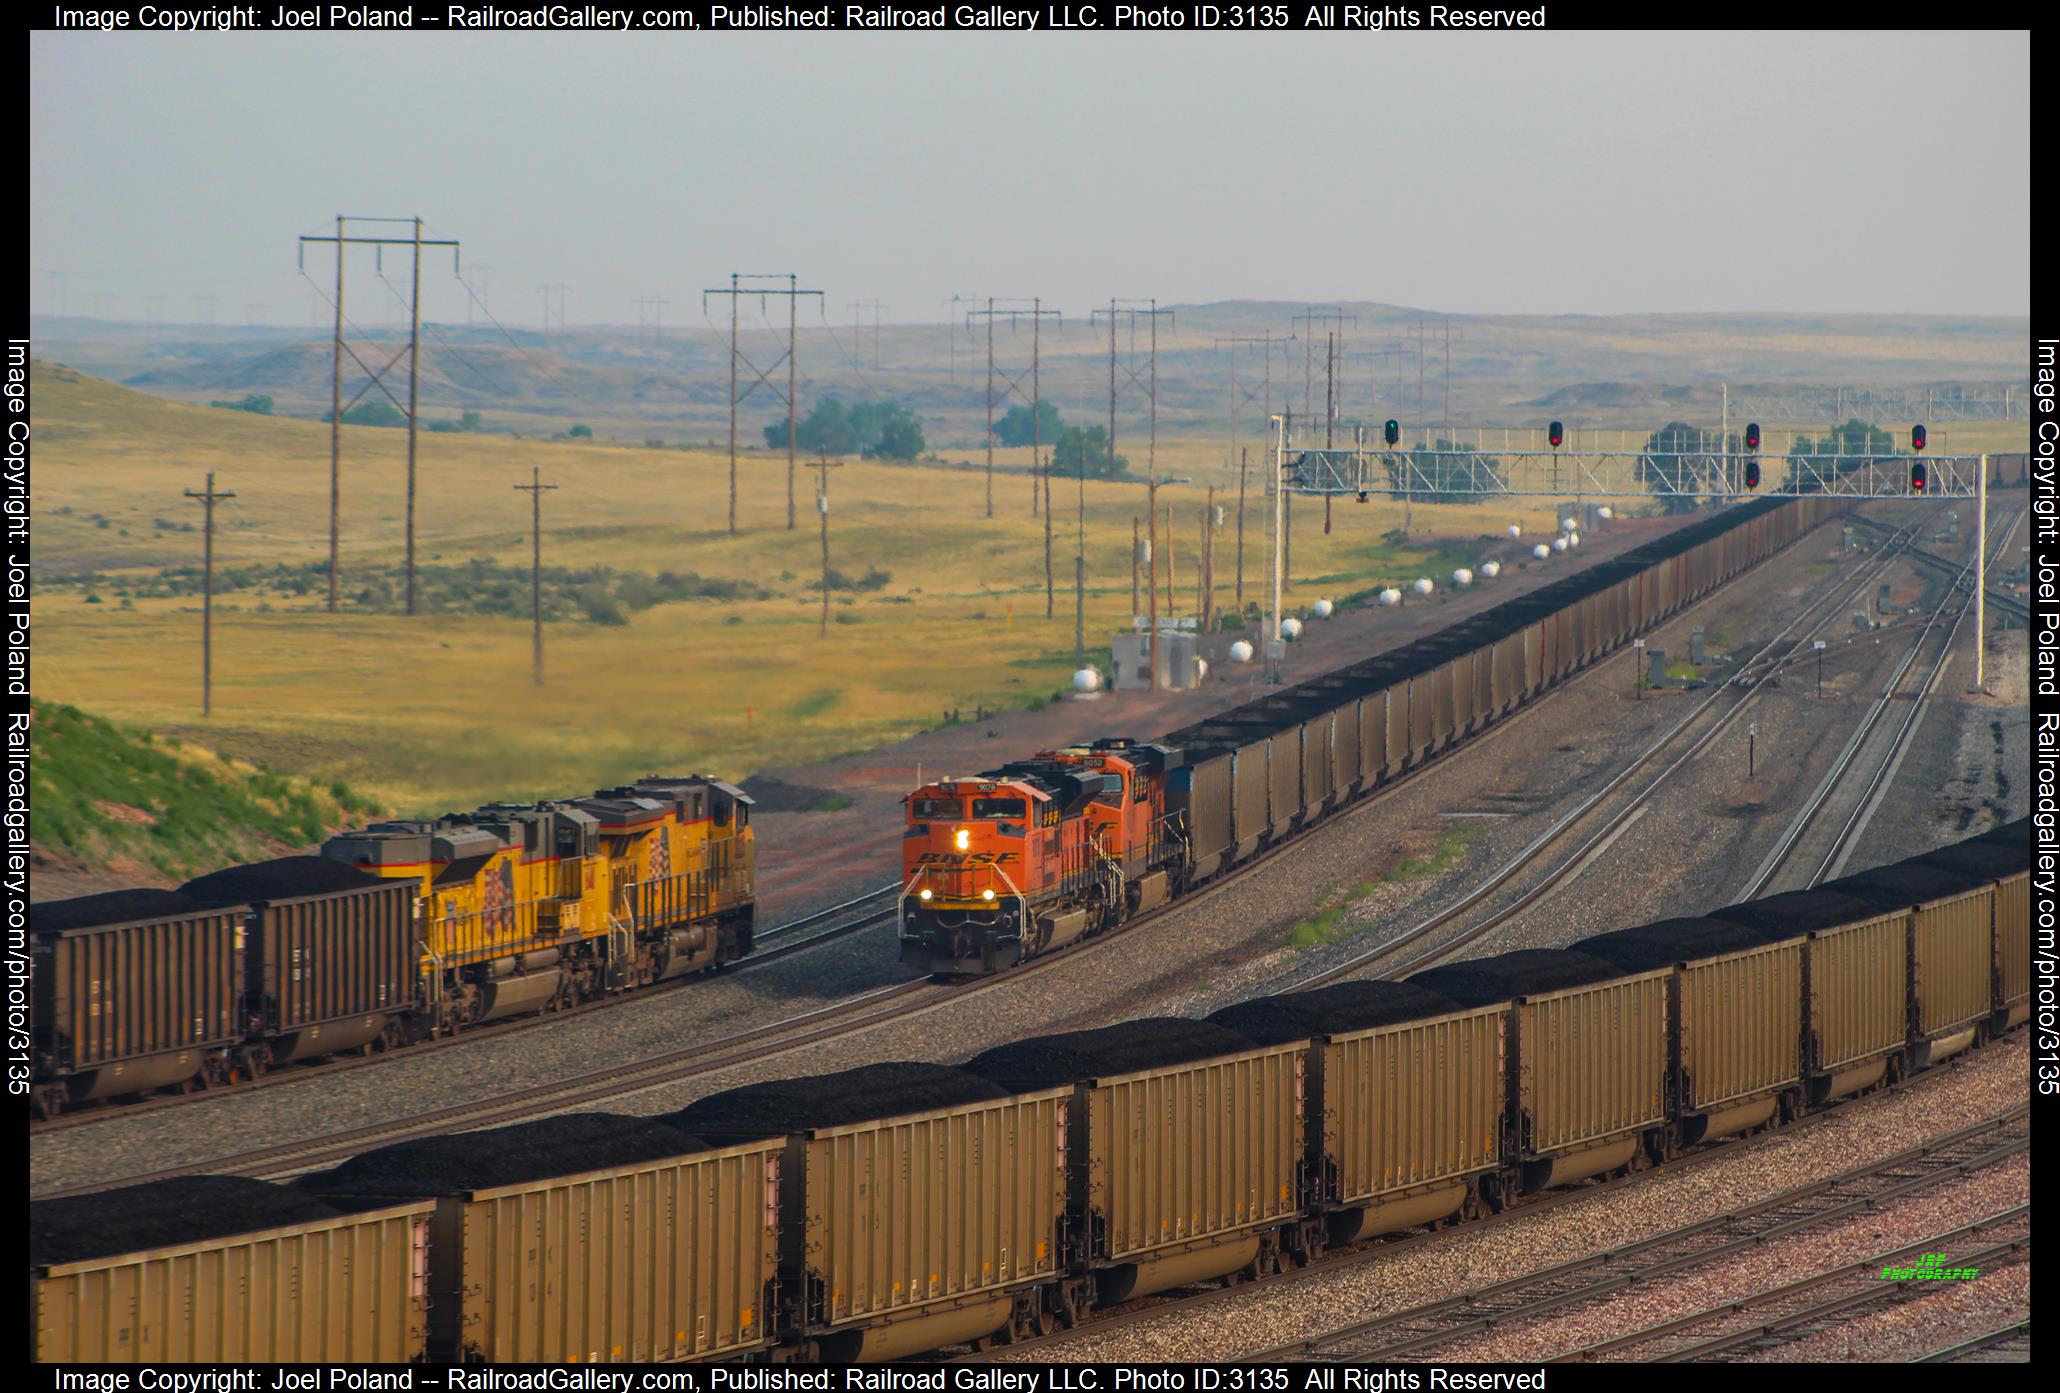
left=918, top=888, right=933, bottom=901
left=955, top=828, right=971, bottom=851
left=982, top=889, right=996, bottom=901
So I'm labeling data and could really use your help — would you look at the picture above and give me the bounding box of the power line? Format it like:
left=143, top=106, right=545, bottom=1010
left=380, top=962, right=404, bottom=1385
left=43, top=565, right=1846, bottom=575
left=513, top=467, right=560, bottom=687
left=298, top=216, right=460, bottom=616
left=1094, top=300, right=1174, bottom=687
left=182, top=473, right=236, bottom=717
left=704, top=274, right=824, bottom=534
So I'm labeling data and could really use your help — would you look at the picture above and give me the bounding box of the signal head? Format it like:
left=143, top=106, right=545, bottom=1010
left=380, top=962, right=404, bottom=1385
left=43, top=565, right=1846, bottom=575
left=1383, top=418, right=1400, bottom=447
left=1745, top=422, right=1761, bottom=451
left=1911, top=461, right=1928, bottom=493
left=1744, top=459, right=1761, bottom=490
left=1548, top=420, right=1564, bottom=449
left=1911, top=424, right=1927, bottom=452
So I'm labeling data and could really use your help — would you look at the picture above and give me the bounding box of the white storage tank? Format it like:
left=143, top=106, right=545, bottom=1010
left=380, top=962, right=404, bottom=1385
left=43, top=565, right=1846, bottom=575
left=1377, top=588, right=1401, bottom=607
left=1411, top=577, right=1435, bottom=596
left=1533, top=544, right=1552, bottom=560
left=1072, top=667, right=1103, bottom=693
left=1312, top=598, right=1335, bottom=619
left=1281, top=617, right=1304, bottom=640
left=1451, top=568, right=1474, bottom=587
left=1229, top=639, right=1255, bottom=663
left=1481, top=561, right=1501, bottom=579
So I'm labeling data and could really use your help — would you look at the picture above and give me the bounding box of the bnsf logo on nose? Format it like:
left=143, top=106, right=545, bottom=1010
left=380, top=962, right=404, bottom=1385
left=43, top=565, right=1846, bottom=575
left=916, top=852, right=1021, bottom=867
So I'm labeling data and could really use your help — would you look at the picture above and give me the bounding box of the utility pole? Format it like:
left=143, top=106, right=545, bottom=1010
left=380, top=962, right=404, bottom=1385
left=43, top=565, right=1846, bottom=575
left=538, top=283, right=568, bottom=336
left=183, top=473, right=235, bottom=717
left=1131, top=515, right=1141, bottom=620
left=1325, top=333, right=1336, bottom=535
left=1293, top=307, right=1356, bottom=418
left=942, top=293, right=977, bottom=383
left=848, top=300, right=886, bottom=367
left=704, top=274, right=823, bottom=534
left=1201, top=488, right=1216, bottom=630
left=514, top=467, right=559, bottom=687
left=966, top=299, right=1060, bottom=539
left=1237, top=448, right=1249, bottom=609
left=636, top=295, right=670, bottom=338
left=813, top=451, right=844, bottom=637
left=298, top=217, right=459, bottom=617
left=1095, top=300, right=1175, bottom=686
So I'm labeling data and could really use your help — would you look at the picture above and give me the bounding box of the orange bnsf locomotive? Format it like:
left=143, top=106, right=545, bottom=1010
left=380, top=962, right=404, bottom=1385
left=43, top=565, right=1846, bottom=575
left=898, top=739, right=1187, bottom=974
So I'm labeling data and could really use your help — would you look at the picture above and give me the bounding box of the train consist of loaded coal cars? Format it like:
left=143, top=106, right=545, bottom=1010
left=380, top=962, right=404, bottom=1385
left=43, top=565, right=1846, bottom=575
left=32, top=821, right=2029, bottom=1364
left=900, top=495, right=1846, bottom=973
left=29, top=775, right=757, bottom=1116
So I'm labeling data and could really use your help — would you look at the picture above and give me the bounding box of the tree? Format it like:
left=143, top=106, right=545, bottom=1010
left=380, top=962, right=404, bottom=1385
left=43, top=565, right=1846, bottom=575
left=1051, top=424, right=1129, bottom=480
left=768, top=397, right=925, bottom=459
left=1382, top=439, right=1504, bottom=504
left=1786, top=418, right=1900, bottom=492
left=993, top=400, right=1061, bottom=447
left=210, top=394, right=273, bottom=415
left=569, top=424, right=593, bottom=439
left=1636, top=421, right=1740, bottom=514
left=322, top=400, right=406, bottom=428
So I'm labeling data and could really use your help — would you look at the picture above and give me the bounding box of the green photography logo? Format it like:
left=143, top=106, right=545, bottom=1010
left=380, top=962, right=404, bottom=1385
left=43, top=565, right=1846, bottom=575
left=1880, top=1253, right=1981, bottom=1282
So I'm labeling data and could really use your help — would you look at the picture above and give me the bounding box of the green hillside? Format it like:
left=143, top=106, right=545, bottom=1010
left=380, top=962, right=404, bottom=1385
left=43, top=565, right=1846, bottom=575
left=30, top=700, right=381, bottom=879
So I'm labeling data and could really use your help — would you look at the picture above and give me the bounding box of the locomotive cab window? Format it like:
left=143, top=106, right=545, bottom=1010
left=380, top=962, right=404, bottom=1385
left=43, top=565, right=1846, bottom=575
left=1095, top=773, right=1124, bottom=806
left=712, top=798, right=730, bottom=827
left=972, top=796, right=1027, bottom=820
left=913, top=798, right=960, bottom=821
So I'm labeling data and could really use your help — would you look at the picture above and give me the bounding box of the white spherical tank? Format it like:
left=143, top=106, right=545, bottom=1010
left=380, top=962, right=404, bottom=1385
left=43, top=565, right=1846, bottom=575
left=1281, top=617, right=1304, bottom=640
left=1481, top=561, right=1501, bottom=579
left=1072, top=667, right=1102, bottom=693
left=1598, top=506, right=1614, bottom=520
left=1561, top=516, right=1578, bottom=533
left=1412, top=577, right=1435, bottom=596
left=1377, top=588, right=1401, bottom=607
left=1229, top=639, right=1255, bottom=663
left=1312, top=598, right=1335, bottom=620
left=1452, top=568, right=1474, bottom=587
left=1506, top=523, right=1522, bottom=539
left=1533, top=543, right=1552, bottom=560
left=1552, top=536, right=1569, bottom=553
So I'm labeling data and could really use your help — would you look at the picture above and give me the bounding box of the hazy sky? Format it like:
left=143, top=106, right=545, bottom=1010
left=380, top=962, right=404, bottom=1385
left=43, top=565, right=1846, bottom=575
left=30, top=30, right=2029, bottom=328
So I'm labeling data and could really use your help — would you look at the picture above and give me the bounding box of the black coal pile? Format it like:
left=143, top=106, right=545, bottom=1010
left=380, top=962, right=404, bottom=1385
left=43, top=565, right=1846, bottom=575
left=1206, top=981, right=1460, bottom=1046
left=32, top=889, right=207, bottom=933
left=1910, top=842, right=2027, bottom=879
left=1974, top=818, right=2029, bottom=850
left=1572, top=918, right=1774, bottom=973
left=181, top=856, right=384, bottom=906
left=1710, top=890, right=1877, bottom=939
left=1406, top=949, right=1620, bottom=1008
left=961, top=1018, right=1256, bottom=1090
left=33, top=1175, right=344, bottom=1269
left=298, top=1113, right=703, bottom=1205
left=674, top=1062, right=1011, bottom=1137
left=1818, top=865, right=1982, bottom=911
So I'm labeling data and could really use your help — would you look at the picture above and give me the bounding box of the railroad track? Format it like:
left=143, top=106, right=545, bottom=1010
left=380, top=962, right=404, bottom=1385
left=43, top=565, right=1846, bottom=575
left=1742, top=504, right=2025, bottom=898
left=32, top=507, right=1866, bottom=1195
left=1917, top=1320, right=2032, bottom=1363
left=28, top=883, right=901, bottom=1136
left=963, top=1034, right=2023, bottom=1363
left=1246, top=1104, right=2028, bottom=1363
left=1285, top=507, right=1932, bottom=990
left=1549, top=1207, right=2028, bottom=1362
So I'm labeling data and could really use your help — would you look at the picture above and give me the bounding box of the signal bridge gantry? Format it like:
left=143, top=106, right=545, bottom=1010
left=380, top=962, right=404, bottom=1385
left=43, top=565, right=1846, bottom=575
left=1278, top=445, right=1991, bottom=501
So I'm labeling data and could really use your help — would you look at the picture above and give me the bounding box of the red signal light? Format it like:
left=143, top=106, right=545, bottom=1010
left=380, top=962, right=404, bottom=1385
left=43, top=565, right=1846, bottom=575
left=1745, top=422, right=1761, bottom=451
left=1911, top=424, right=1927, bottom=452
left=1744, top=459, right=1761, bottom=490
left=1911, top=461, right=1927, bottom=492
left=1548, top=421, right=1564, bottom=449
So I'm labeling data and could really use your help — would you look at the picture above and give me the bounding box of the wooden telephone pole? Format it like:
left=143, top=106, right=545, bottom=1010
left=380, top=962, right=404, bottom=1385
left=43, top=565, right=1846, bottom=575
left=183, top=473, right=235, bottom=716
left=813, top=452, right=844, bottom=637
left=513, top=467, right=559, bottom=687
left=1094, top=300, right=1176, bottom=687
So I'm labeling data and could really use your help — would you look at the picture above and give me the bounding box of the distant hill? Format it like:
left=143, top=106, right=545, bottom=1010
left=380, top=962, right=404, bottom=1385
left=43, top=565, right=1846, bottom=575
left=30, top=300, right=2029, bottom=440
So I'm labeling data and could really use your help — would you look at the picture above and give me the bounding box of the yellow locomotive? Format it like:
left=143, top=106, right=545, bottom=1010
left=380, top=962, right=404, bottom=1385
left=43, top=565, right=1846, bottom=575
left=320, top=775, right=755, bottom=1034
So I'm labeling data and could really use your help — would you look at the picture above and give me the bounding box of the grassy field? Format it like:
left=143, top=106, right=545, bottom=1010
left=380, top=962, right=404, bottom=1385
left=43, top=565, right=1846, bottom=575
left=34, top=363, right=1584, bottom=815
